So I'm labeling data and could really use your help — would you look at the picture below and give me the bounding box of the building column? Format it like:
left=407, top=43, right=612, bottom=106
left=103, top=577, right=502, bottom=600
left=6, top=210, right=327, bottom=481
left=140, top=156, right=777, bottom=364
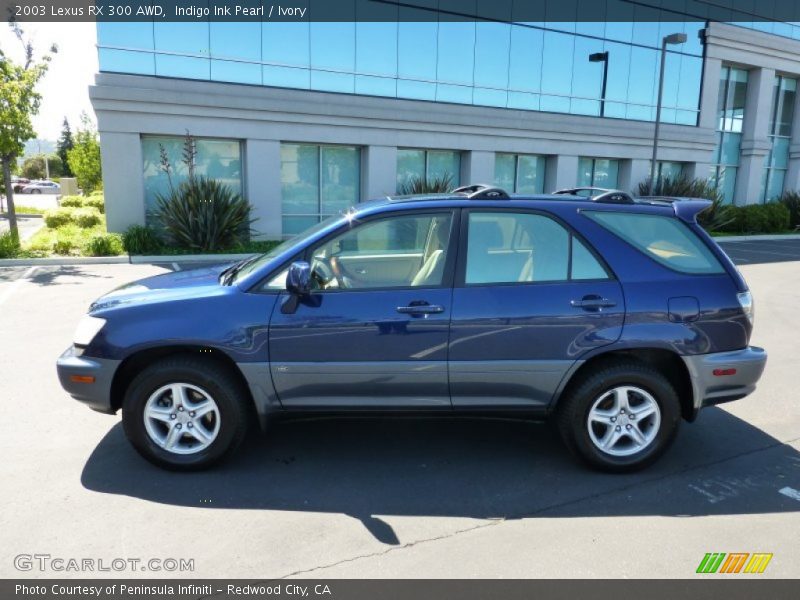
left=618, top=159, right=651, bottom=194
left=100, top=132, right=144, bottom=233
left=785, top=85, right=800, bottom=192
left=735, top=67, right=775, bottom=205
left=245, top=139, right=282, bottom=240
left=462, top=150, right=495, bottom=186
left=698, top=57, right=723, bottom=132
left=544, top=155, right=579, bottom=192
left=362, top=145, right=397, bottom=200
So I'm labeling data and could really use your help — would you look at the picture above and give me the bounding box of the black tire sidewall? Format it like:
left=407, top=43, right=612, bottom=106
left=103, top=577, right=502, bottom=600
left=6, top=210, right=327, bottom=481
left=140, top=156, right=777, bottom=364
left=122, top=362, right=245, bottom=470
left=567, top=366, right=681, bottom=472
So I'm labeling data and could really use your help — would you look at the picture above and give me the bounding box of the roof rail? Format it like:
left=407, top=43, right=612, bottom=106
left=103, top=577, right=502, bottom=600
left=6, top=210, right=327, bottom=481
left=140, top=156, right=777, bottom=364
left=552, top=187, right=635, bottom=204
left=452, top=183, right=511, bottom=200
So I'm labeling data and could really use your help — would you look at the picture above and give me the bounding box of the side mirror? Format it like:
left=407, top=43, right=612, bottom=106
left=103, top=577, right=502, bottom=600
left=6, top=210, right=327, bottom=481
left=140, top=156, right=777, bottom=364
left=286, top=261, right=311, bottom=296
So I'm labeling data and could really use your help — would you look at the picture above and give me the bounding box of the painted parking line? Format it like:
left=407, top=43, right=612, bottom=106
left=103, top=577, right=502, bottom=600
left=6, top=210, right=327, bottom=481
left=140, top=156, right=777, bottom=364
left=0, top=266, right=37, bottom=307
left=778, top=487, right=800, bottom=502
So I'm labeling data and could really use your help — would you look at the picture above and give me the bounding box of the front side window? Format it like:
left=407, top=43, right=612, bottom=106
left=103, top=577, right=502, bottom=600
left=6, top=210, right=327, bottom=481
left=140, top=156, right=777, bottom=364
left=309, top=213, right=453, bottom=290
left=465, top=212, right=608, bottom=285
left=586, top=211, right=724, bottom=274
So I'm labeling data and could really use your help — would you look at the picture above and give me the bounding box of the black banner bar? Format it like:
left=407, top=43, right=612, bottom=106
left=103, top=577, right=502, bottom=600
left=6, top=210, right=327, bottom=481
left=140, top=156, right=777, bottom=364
left=3, top=579, right=800, bottom=600
left=3, top=0, right=800, bottom=23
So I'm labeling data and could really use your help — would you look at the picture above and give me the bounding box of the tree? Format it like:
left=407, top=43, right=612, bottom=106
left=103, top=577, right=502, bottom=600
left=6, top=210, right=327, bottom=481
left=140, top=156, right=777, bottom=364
left=21, top=153, right=63, bottom=179
left=67, top=113, right=102, bottom=193
left=0, top=22, right=56, bottom=242
left=56, top=117, right=74, bottom=176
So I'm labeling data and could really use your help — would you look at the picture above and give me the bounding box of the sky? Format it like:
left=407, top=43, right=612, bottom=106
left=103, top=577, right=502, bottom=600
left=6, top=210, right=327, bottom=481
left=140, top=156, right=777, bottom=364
left=0, top=22, right=97, bottom=143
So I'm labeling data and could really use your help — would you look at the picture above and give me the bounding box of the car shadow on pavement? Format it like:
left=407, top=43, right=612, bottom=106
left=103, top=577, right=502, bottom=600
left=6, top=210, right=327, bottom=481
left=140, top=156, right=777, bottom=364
left=28, top=266, right=113, bottom=287
left=81, top=408, right=800, bottom=545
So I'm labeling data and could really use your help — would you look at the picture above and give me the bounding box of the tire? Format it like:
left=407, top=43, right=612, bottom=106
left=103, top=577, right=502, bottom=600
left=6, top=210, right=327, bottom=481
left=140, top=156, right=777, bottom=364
left=122, top=355, right=251, bottom=471
left=556, top=361, right=681, bottom=473
left=32, top=189, right=41, bottom=194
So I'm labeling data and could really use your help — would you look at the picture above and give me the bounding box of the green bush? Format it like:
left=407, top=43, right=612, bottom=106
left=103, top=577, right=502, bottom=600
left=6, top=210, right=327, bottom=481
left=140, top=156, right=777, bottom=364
left=726, top=203, right=790, bottom=234
left=72, top=207, right=102, bottom=228
left=155, top=176, right=254, bottom=252
left=84, top=195, right=105, bottom=214
left=83, top=233, right=123, bottom=256
left=122, top=224, right=162, bottom=255
left=0, top=231, right=20, bottom=258
left=43, top=207, right=75, bottom=228
left=396, top=173, right=454, bottom=195
left=60, top=195, right=86, bottom=208
left=53, top=238, right=75, bottom=255
left=778, top=190, right=800, bottom=229
left=89, top=189, right=104, bottom=197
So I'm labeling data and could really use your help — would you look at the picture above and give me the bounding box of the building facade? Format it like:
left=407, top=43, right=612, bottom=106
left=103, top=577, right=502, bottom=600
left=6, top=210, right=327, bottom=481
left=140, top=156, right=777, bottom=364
left=92, top=6, right=800, bottom=239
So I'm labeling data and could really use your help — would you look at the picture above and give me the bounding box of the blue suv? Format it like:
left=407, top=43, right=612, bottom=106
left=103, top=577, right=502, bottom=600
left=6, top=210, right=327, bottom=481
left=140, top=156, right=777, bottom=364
left=57, top=185, right=766, bottom=472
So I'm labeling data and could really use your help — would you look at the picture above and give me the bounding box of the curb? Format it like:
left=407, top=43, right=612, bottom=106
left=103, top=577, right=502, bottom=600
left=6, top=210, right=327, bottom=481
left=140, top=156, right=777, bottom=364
left=0, top=256, right=130, bottom=267
left=714, top=233, right=800, bottom=242
left=130, top=253, right=253, bottom=264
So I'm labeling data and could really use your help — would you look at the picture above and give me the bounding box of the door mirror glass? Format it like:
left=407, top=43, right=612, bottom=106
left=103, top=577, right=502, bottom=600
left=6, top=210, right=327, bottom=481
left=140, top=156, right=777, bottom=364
left=286, top=261, right=311, bottom=296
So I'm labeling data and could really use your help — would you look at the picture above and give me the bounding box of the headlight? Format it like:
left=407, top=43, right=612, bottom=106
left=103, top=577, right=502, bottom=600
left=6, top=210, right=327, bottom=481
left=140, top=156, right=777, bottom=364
left=737, top=291, right=754, bottom=326
left=73, top=315, right=106, bottom=347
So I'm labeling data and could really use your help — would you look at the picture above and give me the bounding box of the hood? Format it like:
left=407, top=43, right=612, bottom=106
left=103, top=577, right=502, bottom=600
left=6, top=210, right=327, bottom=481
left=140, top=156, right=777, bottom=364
left=90, top=263, right=234, bottom=313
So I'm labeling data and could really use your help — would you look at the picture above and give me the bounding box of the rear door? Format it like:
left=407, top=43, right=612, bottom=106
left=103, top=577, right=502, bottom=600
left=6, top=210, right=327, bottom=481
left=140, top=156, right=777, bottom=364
left=449, top=209, right=625, bottom=408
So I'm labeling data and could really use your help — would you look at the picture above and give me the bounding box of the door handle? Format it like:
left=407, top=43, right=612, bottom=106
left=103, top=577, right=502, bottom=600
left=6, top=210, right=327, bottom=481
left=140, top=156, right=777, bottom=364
left=570, top=296, right=617, bottom=310
left=396, top=304, right=445, bottom=315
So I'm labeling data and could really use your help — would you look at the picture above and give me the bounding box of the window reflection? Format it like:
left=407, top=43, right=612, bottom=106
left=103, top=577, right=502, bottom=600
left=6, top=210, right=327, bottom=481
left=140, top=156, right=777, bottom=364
left=577, top=158, right=620, bottom=188
left=711, top=67, right=749, bottom=204
left=762, top=76, right=796, bottom=202
left=397, top=149, right=461, bottom=192
left=495, top=153, right=546, bottom=193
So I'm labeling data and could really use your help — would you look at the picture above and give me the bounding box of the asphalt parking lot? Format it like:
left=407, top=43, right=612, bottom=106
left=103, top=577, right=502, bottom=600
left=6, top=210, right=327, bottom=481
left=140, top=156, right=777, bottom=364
left=0, top=240, right=799, bottom=579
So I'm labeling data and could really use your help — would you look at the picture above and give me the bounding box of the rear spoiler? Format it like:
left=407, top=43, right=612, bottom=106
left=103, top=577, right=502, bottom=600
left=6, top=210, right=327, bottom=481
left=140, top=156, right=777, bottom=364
left=671, top=199, right=712, bottom=223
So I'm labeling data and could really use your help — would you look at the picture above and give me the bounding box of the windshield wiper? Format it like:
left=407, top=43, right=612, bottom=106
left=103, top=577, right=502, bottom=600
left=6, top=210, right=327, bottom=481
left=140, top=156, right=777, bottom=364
left=219, top=256, right=258, bottom=286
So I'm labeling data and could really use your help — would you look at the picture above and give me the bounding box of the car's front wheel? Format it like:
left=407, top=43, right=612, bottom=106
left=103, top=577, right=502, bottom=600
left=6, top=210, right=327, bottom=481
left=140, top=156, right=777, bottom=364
left=556, top=361, right=681, bottom=472
left=121, top=356, right=251, bottom=470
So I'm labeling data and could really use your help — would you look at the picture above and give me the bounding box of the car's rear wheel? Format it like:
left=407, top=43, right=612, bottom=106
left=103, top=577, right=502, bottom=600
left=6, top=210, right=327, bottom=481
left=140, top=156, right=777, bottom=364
left=121, top=356, right=250, bottom=470
left=556, top=361, right=680, bottom=472
left=32, top=189, right=41, bottom=194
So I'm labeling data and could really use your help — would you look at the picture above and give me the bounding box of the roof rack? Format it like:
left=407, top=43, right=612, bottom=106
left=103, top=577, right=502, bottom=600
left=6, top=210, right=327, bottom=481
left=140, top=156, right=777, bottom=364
left=452, top=183, right=511, bottom=200
left=552, top=187, right=635, bottom=204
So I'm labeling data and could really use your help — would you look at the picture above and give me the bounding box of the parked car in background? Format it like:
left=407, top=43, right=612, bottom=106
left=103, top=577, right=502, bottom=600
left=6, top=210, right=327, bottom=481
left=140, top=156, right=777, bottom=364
left=57, top=185, right=767, bottom=472
left=21, top=180, right=60, bottom=194
left=11, top=177, right=30, bottom=193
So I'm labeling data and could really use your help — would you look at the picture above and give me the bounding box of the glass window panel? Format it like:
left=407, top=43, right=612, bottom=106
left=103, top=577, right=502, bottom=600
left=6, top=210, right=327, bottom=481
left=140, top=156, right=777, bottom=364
left=320, top=146, right=360, bottom=215
left=658, top=161, right=685, bottom=181
left=541, top=31, right=574, bottom=97
left=155, top=55, right=209, bottom=80
left=211, top=60, right=261, bottom=85
left=283, top=216, right=320, bottom=237
left=310, top=22, right=355, bottom=73
left=571, top=37, right=604, bottom=107
left=718, top=166, right=737, bottom=204
left=398, top=21, right=438, bottom=82
left=466, top=212, right=569, bottom=284
left=507, top=92, right=540, bottom=111
left=626, top=46, right=658, bottom=117
left=677, top=56, right=702, bottom=110
left=603, top=42, right=632, bottom=103
left=99, top=49, right=154, bottom=76
left=777, top=77, right=797, bottom=136
left=719, top=133, right=742, bottom=165
left=311, top=70, right=355, bottom=93
left=770, top=137, right=790, bottom=168
left=765, top=169, right=786, bottom=201
left=516, top=155, right=545, bottom=193
left=508, top=25, right=544, bottom=93
left=494, top=154, right=516, bottom=191
left=474, top=22, right=511, bottom=89
left=397, top=149, right=426, bottom=191
left=436, top=83, right=473, bottom=104
left=195, top=140, right=243, bottom=194
left=263, top=22, right=310, bottom=68
left=281, top=144, right=319, bottom=216
left=427, top=151, right=461, bottom=186
left=571, top=237, right=608, bottom=280
left=577, top=158, right=594, bottom=187
left=396, top=79, right=436, bottom=101
left=154, top=22, right=209, bottom=56
left=355, top=75, right=396, bottom=97
left=97, top=22, right=154, bottom=50
left=210, top=21, right=261, bottom=61
left=473, top=88, right=508, bottom=107
left=263, top=65, right=310, bottom=89
left=355, top=22, right=398, bottom=78
left=592, top=159, right=619, bottom=188
left=437, top=20, right=476, bottom=86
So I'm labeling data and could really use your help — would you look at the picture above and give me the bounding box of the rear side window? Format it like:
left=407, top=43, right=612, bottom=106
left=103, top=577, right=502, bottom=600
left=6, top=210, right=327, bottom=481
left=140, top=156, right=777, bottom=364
left=585, top=211, right=725, bottom=274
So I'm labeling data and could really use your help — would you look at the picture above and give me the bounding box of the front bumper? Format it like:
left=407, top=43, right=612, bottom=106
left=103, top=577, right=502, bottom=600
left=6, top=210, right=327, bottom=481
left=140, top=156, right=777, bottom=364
left=682, top=346, right=767, bottom=417
left=56, top=346, right=120, bottom=414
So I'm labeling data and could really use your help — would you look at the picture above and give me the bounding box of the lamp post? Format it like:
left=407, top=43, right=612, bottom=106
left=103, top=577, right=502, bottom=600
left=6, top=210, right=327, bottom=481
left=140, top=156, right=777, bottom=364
left=649, top=32, right=687, bottom=194
left=589, top=51, right=609, bottom=117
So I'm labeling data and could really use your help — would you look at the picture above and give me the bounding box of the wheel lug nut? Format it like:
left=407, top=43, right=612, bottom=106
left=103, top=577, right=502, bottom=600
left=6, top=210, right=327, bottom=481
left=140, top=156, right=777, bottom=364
left=615, top=426, right=621, bottom=432
left=176, top=424, right=182, bottom=429
left=190, top=412, right=195, bottom=417
left=170, top=414, right=176, bottom=419
left=178, top=406, right=184, bottom=411
left=187, top=422, right=193, bottom=428
left=611, top=417, right=616, bottom=422
left=626, top=424, right=632, bottom=429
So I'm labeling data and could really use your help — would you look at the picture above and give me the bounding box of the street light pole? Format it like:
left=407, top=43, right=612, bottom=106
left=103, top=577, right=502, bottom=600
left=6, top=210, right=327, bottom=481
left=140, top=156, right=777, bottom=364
left=649, top=33, right=687, bottom=194
left=589, top=51, right=609, bottom=117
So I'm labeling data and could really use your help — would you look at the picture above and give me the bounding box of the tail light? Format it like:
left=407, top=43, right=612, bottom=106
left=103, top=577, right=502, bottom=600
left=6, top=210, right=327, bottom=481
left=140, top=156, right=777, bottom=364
left=737, top=291, right=754, bottom=326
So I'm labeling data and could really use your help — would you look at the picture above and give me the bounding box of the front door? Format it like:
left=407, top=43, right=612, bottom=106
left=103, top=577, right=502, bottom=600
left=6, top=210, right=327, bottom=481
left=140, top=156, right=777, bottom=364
left=449, top=209, right=625, bottom=408
left=269, top=210, right=458, bottom=408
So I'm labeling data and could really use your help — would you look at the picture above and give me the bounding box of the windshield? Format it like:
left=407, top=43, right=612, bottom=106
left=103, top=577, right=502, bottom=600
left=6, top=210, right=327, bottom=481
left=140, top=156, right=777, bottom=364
left=230, top=214, right=347, bottom=283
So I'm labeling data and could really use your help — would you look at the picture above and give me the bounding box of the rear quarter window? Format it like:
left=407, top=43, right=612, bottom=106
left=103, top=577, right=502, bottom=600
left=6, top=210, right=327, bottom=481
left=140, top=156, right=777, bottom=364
left=585, top=211, right=725, bottom=274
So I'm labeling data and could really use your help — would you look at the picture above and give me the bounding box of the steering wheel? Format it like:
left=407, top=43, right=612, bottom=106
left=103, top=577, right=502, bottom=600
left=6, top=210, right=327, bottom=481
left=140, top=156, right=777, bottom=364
left=311, top=257, right=345, bottom=289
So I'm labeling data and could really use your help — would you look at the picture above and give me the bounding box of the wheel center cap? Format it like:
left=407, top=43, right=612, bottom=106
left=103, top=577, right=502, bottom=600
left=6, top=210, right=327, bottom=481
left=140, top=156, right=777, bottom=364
left=177, top=411, right=191, bottom=425
left=619, top=413, right=630, bottom=426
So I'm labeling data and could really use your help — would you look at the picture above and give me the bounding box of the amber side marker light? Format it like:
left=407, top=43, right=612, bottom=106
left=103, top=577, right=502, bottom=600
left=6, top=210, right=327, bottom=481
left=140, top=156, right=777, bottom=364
left=712, top=368, right=737, bottom=376
left=70, top=375, right=96, bottom=384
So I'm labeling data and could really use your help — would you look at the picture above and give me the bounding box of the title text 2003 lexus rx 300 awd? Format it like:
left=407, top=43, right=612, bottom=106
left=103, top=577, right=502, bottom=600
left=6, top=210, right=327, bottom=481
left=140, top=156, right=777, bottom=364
left=57, top=185, right=766, bottom=472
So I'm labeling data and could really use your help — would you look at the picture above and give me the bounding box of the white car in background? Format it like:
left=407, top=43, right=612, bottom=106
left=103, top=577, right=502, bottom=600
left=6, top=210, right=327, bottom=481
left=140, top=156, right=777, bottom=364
left=21, top=180, right=61, bottom=195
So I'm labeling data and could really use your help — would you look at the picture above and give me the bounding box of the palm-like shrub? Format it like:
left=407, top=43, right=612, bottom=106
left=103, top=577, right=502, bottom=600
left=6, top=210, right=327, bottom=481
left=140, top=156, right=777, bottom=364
left=637, top=175, right=734, bottom=232
left=396, top=173, right=454, bottom=195
left=155, top=176, right=254, bottom=252
left=122, top=224, right=162, bottom=255
left=778, top=190, right=800, bottom=229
